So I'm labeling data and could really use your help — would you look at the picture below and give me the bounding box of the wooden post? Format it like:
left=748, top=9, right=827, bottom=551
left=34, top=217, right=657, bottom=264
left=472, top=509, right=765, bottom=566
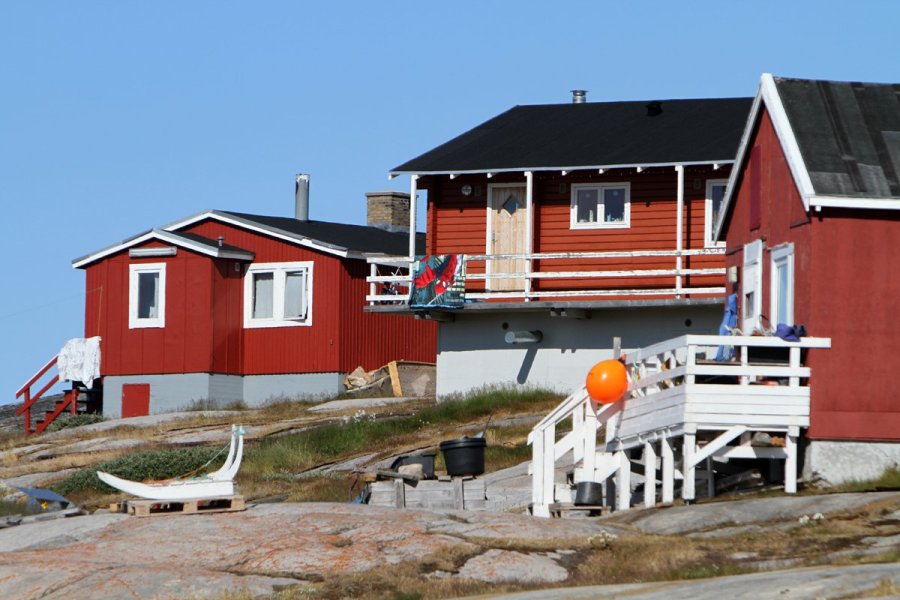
left=785, top=425, right=799, bottom=494
left=583, top=401, right=598, bottom=479
left=661, top=436, right=674, bottom=504
left=572, top=402, right=584, bottom=465
left=453, top=477, right=465, bottom=509
left=542, top=426, right=555, bottom=509
left=531, top=425, right=546, bottom=516
left=706, top=457, right=716, bottom=499
left=643, top=441, right=657, bottom=508
left=615, top=450, right=631, bottom=511
left=683, top=431, right=696, bottom=501
left=393, top=479, right=406, bottom=508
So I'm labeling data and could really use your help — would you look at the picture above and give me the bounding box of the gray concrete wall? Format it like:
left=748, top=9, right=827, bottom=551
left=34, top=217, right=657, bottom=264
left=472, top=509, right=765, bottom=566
left=242, top=373, right=344, bottom=406
left=435, top=306, right=721, bottom=399
left=803, top=440, right=900, bottom=486
left=102, top=372, right=344, bottom=417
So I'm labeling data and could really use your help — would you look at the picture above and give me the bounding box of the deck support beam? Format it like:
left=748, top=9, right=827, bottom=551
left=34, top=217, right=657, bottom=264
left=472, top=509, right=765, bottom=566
left=785, top=425, right=799, bottom=493
left=661, top=436, right=674, bottom=503
left=682, top=429, right=696, bottom=501
left=615, top=449, right=631, bottom=511
left=643, top=441, right=657, bottom=508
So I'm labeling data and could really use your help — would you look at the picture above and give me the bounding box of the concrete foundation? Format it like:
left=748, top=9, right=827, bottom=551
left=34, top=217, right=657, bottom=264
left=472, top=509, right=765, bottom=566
left=803, top=439, right=900, bottom=486
left=435, top=305, right=721, bottom=399
left=102, top=372, right=344, bottom=418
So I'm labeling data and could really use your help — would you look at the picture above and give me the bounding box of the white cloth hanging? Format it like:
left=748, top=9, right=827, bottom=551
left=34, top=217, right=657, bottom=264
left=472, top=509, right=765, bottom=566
left=57, top=337, right=101, bottom=389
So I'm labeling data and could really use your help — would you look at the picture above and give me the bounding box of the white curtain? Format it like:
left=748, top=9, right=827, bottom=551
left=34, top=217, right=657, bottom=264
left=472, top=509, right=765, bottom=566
left=284, top=271, right=307, bottom=319
left=252, top=272, right=274, bottom=319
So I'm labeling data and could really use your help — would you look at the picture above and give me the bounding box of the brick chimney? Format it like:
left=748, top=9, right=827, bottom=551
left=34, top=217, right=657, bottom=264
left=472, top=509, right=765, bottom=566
left=366, top=191, right=411, bottom=232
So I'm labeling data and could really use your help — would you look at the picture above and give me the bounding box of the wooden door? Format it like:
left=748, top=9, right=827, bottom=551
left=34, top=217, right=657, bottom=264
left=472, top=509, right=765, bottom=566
left=489, top=185, right=528, bottom=291
left=121, top=383, right=150, bottom=418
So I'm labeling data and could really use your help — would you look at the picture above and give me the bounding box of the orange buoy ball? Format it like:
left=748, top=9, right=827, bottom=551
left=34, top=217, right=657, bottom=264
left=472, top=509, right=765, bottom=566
left=585, top=359, right=628, bottom=404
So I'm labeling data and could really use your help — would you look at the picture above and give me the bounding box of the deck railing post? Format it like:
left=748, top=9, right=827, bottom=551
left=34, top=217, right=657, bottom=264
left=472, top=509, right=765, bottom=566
left=785, top=425, right=799, bottom=493
left=23, top=390, right=31, bottom=435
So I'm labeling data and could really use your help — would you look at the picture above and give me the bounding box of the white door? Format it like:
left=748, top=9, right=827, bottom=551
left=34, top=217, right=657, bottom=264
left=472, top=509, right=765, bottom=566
left=488, top=185, right=528, bottom=292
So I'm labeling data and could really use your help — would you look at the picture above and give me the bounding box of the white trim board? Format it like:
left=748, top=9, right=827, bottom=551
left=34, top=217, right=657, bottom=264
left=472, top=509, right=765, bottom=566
left=73, top=228, right=255, bottom=269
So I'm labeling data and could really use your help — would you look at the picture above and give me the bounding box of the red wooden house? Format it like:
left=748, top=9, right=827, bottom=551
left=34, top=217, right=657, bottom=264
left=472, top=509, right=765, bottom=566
left=367, top=91, right=752, bottom=397
left=716, top=74, right=900, bottom=484
left=67, top=187, right=436, bottom=418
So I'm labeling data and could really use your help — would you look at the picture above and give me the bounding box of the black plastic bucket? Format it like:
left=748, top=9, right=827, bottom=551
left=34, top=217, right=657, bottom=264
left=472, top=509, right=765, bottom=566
left=574, top=481, right=604, bottom=506
left=390, top=451, right=437, bottom=479
left=439, top=437, right=486, bottom=476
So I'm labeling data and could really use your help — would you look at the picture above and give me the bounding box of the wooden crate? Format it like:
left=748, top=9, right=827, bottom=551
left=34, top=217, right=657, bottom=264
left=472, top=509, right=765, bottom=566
left=369, top=478, right=486, bottom=511
left=112, top=495, right=245, bottom=518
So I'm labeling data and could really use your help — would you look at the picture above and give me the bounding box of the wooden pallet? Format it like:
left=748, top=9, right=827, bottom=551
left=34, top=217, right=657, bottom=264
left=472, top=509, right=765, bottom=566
left=547, top=503, right=610, bottom=518
left=110, top=495, right=245, bottom=518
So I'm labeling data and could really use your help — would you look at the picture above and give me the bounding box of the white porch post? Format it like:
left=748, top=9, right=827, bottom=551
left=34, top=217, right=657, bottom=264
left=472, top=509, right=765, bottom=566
left=643, top=440, right=657, bottom=508
left=785, top=425, right=799, bottom=494
left=683, top=428, right=696, bottom=501
left=615, top=449, right=631, bottom=511
left=408, top=175, right=419, bottom=259
left=525, top=170, right=534, bottom=299
left=661, top=435, right=674, bottom=503
left=675, top=165, right=684, bottom=298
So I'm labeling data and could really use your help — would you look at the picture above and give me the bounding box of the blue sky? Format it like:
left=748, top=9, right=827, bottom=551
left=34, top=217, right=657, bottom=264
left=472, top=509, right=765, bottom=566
left=2, top=1, right=898, bottom=404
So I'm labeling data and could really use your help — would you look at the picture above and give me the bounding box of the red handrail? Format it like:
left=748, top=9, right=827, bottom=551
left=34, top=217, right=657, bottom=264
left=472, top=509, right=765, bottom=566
left=15, top=355, right=60, bottom=435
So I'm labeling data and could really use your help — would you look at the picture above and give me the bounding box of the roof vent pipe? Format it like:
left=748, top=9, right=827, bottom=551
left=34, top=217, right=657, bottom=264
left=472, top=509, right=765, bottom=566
left=571, top=89, right=587, bottom=104
left=295, top=173, right=310, bottom=221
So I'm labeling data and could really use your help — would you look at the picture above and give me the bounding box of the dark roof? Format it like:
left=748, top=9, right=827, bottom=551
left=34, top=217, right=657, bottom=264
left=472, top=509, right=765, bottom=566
left=222, top=211, right=425, bottom=255
left=775, top=77, right=900, bottom=198
left=393, top=98, right=753, bottom=174
left=167, top=230, right=252, bottom=254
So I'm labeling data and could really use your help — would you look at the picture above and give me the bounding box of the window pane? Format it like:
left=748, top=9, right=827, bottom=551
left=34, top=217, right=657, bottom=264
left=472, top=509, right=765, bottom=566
left=137, top=272, right=159, bottom=319
left=576, top=188, right=598, bottom=223
left=284, top=271, right=307, bottom=319
left=776, top=262, right=789, bottom=324
left=603, top=187, right=626, bottom=222
left=252, top=272, right=274, bottom=319
left=711, top=184, right=726, bottom=228
left=744, top=291, right=755, bottom=320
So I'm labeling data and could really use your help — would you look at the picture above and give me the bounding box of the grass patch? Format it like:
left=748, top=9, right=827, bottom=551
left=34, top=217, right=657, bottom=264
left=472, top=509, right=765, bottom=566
left=242, top=386, right=560, bottom=477
left=833, top=467, right=900, bottom=492
left=184, top=398, right=249, bottom=411
left=44, top=413, right=106, bottom=432
left=50, top=446, right=221, bottom=496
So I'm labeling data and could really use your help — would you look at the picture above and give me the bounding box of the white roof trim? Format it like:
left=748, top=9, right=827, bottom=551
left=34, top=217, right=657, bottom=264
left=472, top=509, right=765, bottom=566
left=164, top=211, right=361, bottom=259
left=809, top=195, right=900, bottom=210
left=714, top=73, right=818, bottom=242
left=73, top=228, right=255, bottom=268
left=391, top=159, right=735, bottom=177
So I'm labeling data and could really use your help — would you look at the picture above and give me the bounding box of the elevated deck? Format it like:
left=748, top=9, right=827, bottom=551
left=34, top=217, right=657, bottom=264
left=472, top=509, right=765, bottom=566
left=529, top=334, right=831, bottom=517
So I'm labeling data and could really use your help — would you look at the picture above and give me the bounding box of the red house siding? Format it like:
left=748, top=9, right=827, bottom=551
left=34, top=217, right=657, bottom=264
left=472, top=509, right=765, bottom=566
left=723, top=106, right=900, bottom=441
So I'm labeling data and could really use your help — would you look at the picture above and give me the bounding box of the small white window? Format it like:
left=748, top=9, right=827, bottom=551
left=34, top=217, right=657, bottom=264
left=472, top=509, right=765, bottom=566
left=770, top=243, right=794, bottom=326
left=244, top=262, right=313, bottom=328
left=705, top=180, right=728, bottom=247
left=571, top=183, right=630, bottom=229
left=129, top=263, right=166, bottom=329
left=742, top=240, right=763, bottom=332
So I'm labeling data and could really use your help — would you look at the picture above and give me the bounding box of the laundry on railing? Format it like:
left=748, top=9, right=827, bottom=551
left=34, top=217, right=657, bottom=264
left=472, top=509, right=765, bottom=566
left=57, top=337, right=101, bottom=389
left=408, top=255, right=466, bottom=308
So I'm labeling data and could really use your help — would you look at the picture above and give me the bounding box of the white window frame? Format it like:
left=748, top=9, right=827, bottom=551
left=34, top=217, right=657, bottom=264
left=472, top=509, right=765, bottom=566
left=129, top=262, right=166, bottom=329
left=570, top=182, right=631, bottom=229
left=243, top=261, right=313, bottom=329
left=770, top=243, right=795, bottom=326
left=741, top=240, right=763, bottom=332
left=705, top=179, right=728, bottom=247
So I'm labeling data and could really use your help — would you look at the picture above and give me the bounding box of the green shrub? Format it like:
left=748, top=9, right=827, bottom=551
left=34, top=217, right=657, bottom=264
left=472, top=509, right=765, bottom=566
left=51, top=446, right=221, bottom=496
left=45, top=413, right=106, bottom=432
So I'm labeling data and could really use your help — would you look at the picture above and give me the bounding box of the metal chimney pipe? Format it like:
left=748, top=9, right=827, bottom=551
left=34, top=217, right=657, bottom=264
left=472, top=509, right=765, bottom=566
left=295, top=173, right=310, bottom=221
left=571, top=89, right=587, bottom=104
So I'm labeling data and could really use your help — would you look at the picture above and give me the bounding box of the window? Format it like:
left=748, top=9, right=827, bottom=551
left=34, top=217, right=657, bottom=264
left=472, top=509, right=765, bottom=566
left=244, top=262, right=313, bottom=328
left=571, top=183, right=630, bottom=229
left=770, top=244, right=794, bottom=326
left=129, top=263, right=166, bottom=328
left=741, top=240, right=763, bottom=332
left=705, top=180, right=728, bottom=247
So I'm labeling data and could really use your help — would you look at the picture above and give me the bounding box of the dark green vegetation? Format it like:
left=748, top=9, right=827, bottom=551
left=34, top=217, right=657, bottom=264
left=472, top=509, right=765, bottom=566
left=44, top=413, right=106, bottom=432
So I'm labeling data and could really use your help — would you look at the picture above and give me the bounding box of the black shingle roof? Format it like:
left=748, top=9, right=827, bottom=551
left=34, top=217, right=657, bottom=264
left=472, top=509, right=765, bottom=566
left=775, top=77, right=900, bottom=198
left=222, top=211, right=425, bottom=255
left=168, top=230, right=252, bottom=254
left=392, top=98, right=753, bottom=174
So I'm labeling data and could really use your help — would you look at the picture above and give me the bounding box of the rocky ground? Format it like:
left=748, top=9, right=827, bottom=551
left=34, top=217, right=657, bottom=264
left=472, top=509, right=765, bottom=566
left=1, top=399, right=898, bottom=599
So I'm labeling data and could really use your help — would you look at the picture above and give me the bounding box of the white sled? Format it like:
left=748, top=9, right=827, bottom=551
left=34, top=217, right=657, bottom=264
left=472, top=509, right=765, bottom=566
left=97, top=425, right=245, bottom=501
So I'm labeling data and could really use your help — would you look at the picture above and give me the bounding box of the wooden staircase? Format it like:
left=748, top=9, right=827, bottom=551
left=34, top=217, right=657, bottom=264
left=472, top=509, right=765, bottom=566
left=15, top=356, right=101, bottom=435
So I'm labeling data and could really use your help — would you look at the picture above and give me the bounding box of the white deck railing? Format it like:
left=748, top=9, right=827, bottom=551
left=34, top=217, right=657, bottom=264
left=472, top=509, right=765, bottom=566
left=366, top=247, right=725, bottom=305
left=528, top=334, right=831, bottom=517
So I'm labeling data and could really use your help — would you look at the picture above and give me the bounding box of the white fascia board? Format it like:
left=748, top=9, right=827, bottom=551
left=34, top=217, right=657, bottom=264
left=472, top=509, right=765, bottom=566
left=713, top=88, right=764, bottom=242
left=72, top=228, right=254, bottom=268
left=390, top=159, right=734, bottom=178
left=164, top=210, right=353, bottom=259
left=760, top=73, right=816, bottom=207
left=809, top=195, right=900, bottom=210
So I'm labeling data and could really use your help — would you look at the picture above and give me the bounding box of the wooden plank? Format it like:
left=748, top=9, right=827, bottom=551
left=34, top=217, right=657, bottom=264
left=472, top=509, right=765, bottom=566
left=453, top=477, right=464, bottom=509
left=393, top=479, right=406, bottom=508
left=124, top=495, right=245, bottom=518
left=388, top=361, right=403, bottom=397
